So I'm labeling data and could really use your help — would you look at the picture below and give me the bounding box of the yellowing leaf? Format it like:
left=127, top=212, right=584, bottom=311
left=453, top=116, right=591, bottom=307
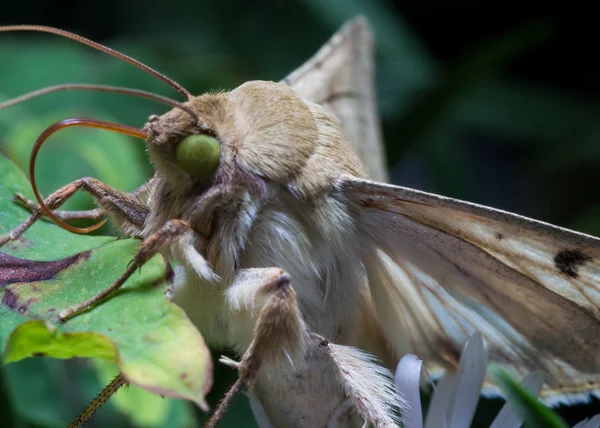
left=0, top=152, right=212, bottom=410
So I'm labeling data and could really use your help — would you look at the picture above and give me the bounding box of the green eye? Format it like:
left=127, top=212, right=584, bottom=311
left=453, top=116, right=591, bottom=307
left=174, top=134, right=221, bottom=178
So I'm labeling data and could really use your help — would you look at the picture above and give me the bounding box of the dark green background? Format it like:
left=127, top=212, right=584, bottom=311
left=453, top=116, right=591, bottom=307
left=1, top=0, right=599, bottom=426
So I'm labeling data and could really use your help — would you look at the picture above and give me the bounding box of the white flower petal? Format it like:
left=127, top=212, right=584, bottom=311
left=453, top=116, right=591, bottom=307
left=489, top=370, right=545, bottom=428
left=246, top=392, right=275, bottom=428
left=447, top=333, right=488, bottom=428
left=394, top=354, right=424, bottom=428
left=572, top=418, right=589, bottom=428
left=424, top=372, right=454, bottom=428
left=574, top=414, right=600, bottom=428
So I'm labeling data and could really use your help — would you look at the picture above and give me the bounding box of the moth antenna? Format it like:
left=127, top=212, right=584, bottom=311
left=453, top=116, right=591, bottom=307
left=30, top=118, right=147, bottom=234
left=67, top=374, right=127, bottom=428
left=0, top=83, right=201, bottom=123
left=0, top=25, right=192, bottom=100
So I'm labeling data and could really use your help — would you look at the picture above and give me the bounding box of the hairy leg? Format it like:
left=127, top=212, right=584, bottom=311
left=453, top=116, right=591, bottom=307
left=219, top=268, right=401, bottom=428
left=58, top=219, right=191, bottom=321
left=206, top=268, right=307, bottom=428
left=0, top=177, right=151, bottom=246
left=13, top=174, right=155, bottom=218
left=217, top=269, right=351, bottom=427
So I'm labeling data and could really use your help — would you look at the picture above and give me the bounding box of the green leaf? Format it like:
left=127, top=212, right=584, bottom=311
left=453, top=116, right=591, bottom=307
left=4, top=320, right=117, bottom=362
left=490, top=365, right=568, bottom=428
left=0, top=152, right=212, bottom=410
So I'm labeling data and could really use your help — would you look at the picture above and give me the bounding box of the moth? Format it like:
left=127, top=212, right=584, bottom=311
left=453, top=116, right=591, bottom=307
left=1, top=16, right=600, bottom=428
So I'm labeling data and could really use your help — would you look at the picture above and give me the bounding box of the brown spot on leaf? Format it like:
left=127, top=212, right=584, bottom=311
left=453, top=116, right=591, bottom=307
left=17, top=297, right=36, bottom=314
left=0, top=251, right=89, bottom=286
left=554, top=249, right=592, bottom=278
left=495, top=232, right=504, bottom=240
left=2, top=288, right=17, bottom=309
left=5, top=236, right=35, bottom=251
left=32, top=352, right=46, bottom=357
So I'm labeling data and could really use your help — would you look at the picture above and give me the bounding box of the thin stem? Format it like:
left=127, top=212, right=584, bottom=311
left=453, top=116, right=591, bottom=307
left=67, top=374, right=127, bottom=428
left=204, top=379, right=246, bottom=428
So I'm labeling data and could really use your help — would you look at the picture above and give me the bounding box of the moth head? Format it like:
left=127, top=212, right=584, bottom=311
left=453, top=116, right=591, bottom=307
left=143, top=80, right=320, bottom=188
left=0, top=25, right=327, bottom=235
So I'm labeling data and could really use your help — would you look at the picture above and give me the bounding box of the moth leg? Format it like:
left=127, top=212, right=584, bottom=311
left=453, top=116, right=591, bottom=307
left=205, top=269, right=306, bottom=428
left=57, top=219, right=190, bottom=322
left=225, top=268, right=307, bottom=386
left=13, top=193, right=104, bottom=221
left=224, top=270, right=400, bottom=427
left=222, top=270, right=359, bottom=426
left=12, top=175, right=156, bottom=221
left=0, top=177, right=150, bottom=247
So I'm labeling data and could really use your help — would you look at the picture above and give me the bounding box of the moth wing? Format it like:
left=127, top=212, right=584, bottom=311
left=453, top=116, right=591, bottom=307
left=340, top=176, right=600, bottom=405
left=281, top=17, right=388, bottom=183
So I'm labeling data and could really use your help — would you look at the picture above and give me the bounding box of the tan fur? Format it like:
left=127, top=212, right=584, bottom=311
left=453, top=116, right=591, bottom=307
left=143, top=79, right=369, bottom=338
left=139, top=75, right=395, bottom=426
left=132, top=21, right=600, bottom=411
left=0, top=18, right=400, bottom=427
left=0, top=19, right=398, bottom=427
left=140, top=19, right=600, bottom=411
left=4, top=18, right=600, bottom=425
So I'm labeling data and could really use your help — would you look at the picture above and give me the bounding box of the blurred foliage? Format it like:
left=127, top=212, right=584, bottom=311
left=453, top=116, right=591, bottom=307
left=490, top=366, right=569, bottom=428
left=0, top=0, right=599, bottom=426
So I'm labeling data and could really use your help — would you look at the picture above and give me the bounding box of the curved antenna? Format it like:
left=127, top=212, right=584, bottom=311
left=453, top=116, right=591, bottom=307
left=0, top=83, right=201, bottom=122
left=0, top=25, right=192, bottom=100
left=30, top=118, right=147, bottom=234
